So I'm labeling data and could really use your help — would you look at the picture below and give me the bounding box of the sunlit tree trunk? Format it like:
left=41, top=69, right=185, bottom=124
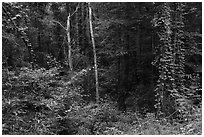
left=88, top=2, right=99, bottom=103
left=67, top=13, right=73, bottom=71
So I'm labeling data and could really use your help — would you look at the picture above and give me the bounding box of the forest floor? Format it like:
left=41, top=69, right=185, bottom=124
left=2, top=67, right=202, bottom=135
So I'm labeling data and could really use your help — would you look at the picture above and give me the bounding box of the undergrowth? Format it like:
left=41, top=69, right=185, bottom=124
left=2, top=67, right=202, bottom=135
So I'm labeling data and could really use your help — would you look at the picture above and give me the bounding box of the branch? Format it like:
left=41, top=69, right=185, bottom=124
left=47, top=3, right=80, bottom=31
left=70, top=3, right=80, bottom=17
left=52, top=20, right=67, bottom=31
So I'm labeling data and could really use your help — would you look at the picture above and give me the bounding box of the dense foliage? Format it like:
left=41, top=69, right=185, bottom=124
left=2, top=2, right=202, bottom=135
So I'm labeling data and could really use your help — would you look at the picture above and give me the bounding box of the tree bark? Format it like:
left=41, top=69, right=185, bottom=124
left=88, top=2, right=99, bottom=103
left=76, top=5, right=79, bottom=49
left=67, top=13, right=73, bottom=71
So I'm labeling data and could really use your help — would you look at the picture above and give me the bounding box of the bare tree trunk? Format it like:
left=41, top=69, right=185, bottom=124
left=76, top=5, right=79, bottom=49
left=88, top=2, right=99, bottom=103
left=67, top=13, right=73, bottom=71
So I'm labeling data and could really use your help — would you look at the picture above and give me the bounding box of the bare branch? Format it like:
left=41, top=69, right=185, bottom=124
left=70, top=3, right=80, bottom=17
left=52, top=20, right=67, bottom=31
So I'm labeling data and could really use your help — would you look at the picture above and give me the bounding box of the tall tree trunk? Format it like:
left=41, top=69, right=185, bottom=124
left=153, top=3, right=174, bottom=116
left=88, top=2, right=99, bottom=103
left=172, top=2, right=187, bottom=117
left=78, top=3, right=83, bottom=55
left=81, top=3, right=86, bottom=55
left=76, top=5, right=79, bottom=50
left=67, top=13, right=73, bottom=71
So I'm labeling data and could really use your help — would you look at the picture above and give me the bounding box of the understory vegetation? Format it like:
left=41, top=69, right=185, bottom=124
left=2, top=67, right=202, bottom=135
left=2, top=2, right=202, bottom=135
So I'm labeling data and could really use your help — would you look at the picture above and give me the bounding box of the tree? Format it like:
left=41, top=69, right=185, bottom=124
left=152, top=2, right=199, bottom=119
left=88, top=2, right=99, bottom=103
left=153, top=2, right=175, bottom=116
left=171, top=3, right=188, bottom=116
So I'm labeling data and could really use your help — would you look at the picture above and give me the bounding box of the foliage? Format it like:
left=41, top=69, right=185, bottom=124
left=2, top=67, right=85, bottom=134
left=152, top=2, right=200, bottom=121
left=3, top=66, right=201, bottom=135
left=153, top=2, right=176, bottom=116
left=2, top=67, right=202, bottom=135
left=2, top=2, right=202, bottom=135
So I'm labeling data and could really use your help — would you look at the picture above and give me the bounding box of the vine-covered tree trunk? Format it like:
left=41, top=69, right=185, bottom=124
left=153, top=2, right=175, bottom=116
left=153, top=2, right=189, bottom=118
left=171, top=2, right=188, bottom=118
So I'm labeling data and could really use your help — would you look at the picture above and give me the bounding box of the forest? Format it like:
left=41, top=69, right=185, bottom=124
left=2, top=2, right=202, bottom=135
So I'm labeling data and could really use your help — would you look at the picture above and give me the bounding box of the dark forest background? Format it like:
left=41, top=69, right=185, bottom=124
left=2, top=2, right=202, bottom=135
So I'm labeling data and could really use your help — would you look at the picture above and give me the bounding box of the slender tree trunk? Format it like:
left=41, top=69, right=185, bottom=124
left=81, top=3, right=85, bottom=55
left=78, top=3, right=83, bottom=54
left=88, top=2, right=99, bottom=103
left=67, top=13, right=73, bottom=71
left=76, top=5, right=79, bottom=49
